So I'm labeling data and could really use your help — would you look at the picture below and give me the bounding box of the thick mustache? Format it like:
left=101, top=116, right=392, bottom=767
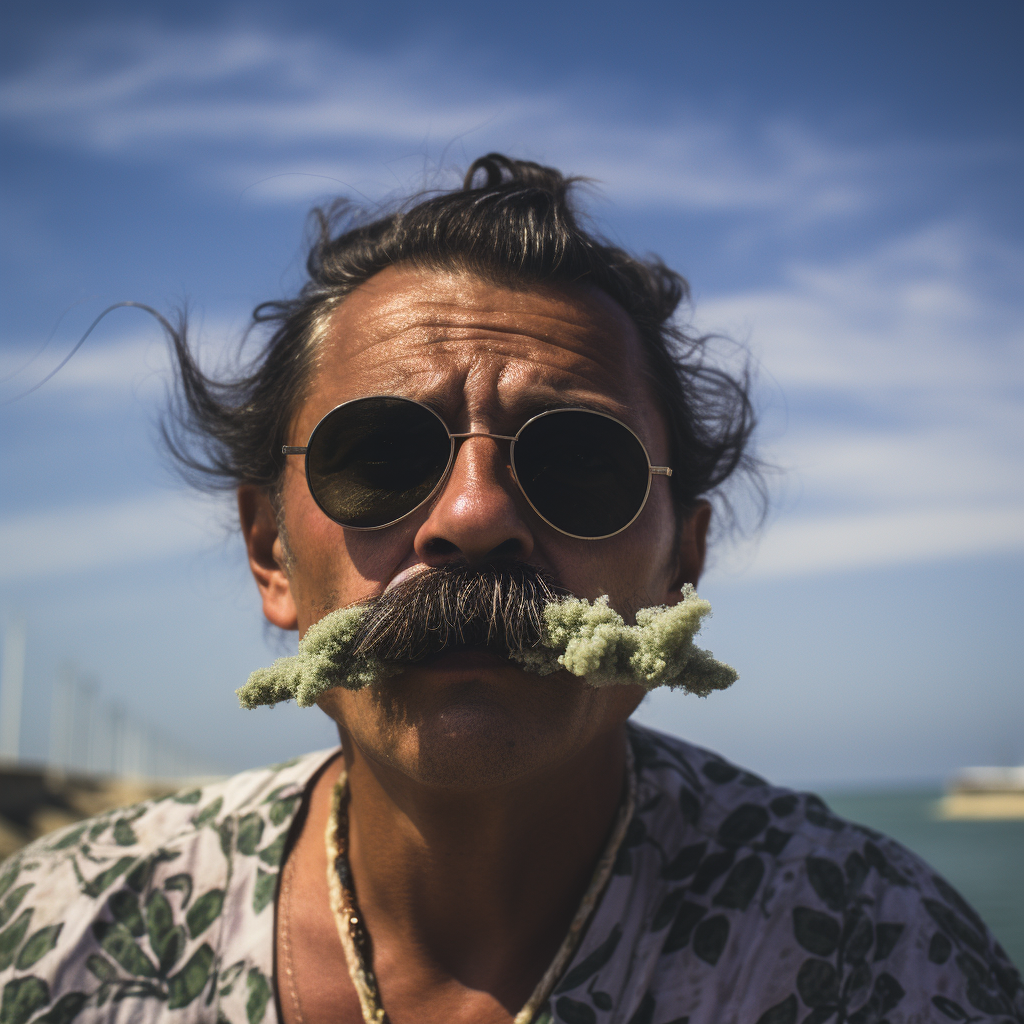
left=350, top=562, right=565, bottom=663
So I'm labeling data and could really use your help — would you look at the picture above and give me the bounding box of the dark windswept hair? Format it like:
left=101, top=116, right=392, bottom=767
left=163, top=153, right=762, bottom=523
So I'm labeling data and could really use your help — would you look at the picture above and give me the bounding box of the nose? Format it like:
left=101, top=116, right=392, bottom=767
left=413, top=435, right=535, bottom=565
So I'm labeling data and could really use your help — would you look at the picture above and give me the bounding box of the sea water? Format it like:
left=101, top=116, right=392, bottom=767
left=822, top=789, right=1023, bottom=969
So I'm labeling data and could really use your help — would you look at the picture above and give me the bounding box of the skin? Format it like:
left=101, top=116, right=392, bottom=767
left=238, top=265, right=711, bottom=1024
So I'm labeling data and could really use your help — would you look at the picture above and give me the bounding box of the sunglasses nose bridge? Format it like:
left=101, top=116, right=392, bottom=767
left=444, top=431, right=518, bottom=485
left=446, top=431, right=518, bottom=475
left=448, top=430, right=518, bottom=443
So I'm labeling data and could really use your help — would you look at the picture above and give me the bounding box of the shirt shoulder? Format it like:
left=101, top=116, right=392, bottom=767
left=610, top=724, right=1024, bottom=1023
left=0, top=748, right=337, bottom=1024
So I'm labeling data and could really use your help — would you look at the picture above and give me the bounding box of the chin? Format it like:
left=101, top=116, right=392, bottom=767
left=411, top=703, right=550, bottom=791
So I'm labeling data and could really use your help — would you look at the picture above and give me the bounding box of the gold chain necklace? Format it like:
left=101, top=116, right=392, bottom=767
left=324, top=746, right=636, bottom=1024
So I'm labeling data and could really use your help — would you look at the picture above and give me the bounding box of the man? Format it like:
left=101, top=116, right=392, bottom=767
left=2, top=154, right=1020, bottom=1024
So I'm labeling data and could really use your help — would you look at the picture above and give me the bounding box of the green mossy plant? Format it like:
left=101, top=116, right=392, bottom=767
left=236, top=583, right=736, bottom=709
left=237, top=605, right=397, bottom=710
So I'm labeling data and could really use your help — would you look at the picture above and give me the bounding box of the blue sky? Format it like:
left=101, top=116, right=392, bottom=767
left=1, top=1, right=1021, bottom=785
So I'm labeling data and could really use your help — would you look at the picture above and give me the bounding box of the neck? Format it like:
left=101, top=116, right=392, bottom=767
left=336, top=724, right=629, bottom=1005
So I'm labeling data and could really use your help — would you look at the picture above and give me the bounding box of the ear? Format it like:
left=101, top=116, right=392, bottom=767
left=670, top=500, right=711, bottom=591
left=238, top=486, right=299, bottom=631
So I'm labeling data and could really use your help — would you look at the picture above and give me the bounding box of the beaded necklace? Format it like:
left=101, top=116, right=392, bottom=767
left=324, top=747, right=636, bottom=1024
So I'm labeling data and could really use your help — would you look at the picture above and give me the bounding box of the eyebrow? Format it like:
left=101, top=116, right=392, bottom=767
left=519, top=394, right=629, bottom=419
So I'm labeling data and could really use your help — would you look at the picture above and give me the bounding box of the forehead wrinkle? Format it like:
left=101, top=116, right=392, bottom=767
left=342, top=324, right=638, bottom=392
left=350, top=274, right=630, bottom=338
left=340, top=321, right=634, bottom=374
left=327, top=281, right=637, bottom=362
left=349, top=351, right=615, bottom=402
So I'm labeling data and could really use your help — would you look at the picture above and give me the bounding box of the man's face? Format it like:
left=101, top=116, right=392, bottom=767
left=244, top=265, right=709, bottom=789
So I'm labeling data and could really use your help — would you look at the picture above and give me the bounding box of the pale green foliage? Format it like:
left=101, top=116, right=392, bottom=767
left=511, top=584, right=737, bottom=695
left=236, top=605, right=394, bottom=709
left=236, top=584, right=736, bottom=709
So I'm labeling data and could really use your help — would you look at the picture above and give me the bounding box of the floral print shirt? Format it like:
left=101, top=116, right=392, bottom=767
left=1, top=725, right=1021, bottom=1024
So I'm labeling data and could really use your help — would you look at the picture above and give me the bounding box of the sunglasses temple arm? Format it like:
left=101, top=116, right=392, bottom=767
left=650, top=466, right=673, bottom=477
left=282, top=446, right=308, bottom=455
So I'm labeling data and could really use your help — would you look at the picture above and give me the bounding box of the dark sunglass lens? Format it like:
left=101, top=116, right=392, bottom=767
left=513, top=411, right=651, bottom=537
left=306, top=397, right=451, bottom=528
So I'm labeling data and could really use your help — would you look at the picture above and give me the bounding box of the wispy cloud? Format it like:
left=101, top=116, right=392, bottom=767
left=0, top=491, right=232, bottom=582
left=0, top=28, right=532, bottom=149
left=0, top=315, right=248, bottom=403
left=699, top=222, right=1023, bottom=392
left=713, top=504, right=1024, bottom=580
left=700, top=219, right=1024, bottom=575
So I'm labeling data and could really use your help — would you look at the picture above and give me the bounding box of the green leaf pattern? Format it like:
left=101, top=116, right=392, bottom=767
left=0, top=728, right=1020, bottom=1024
left=0, top=757, right=310, bottom=1024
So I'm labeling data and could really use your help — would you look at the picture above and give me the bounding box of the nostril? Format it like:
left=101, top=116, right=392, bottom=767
left=423, top=537, right=460, bottom=559
left=490, top=539, right=524, bottom=561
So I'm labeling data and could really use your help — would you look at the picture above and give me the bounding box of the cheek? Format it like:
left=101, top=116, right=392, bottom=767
left=545, top=491, right=678, bottom=610
left=283, top=473, right=363, bottom=621
left=641, top=484, right=679, bottom=559
left=336, top=524, right=420, bottom=590
left=285, top=478, right=420, bottom=625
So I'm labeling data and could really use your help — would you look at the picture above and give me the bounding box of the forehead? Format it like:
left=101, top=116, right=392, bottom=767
left=302, top=266, right=653, bottom=430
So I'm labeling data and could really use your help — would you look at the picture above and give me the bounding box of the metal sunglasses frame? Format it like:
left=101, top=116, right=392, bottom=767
left=282, top=395, right=673, bottom=540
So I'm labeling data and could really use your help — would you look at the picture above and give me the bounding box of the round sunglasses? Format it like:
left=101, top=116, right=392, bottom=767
left=282, top=395, right=672, bottom=539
